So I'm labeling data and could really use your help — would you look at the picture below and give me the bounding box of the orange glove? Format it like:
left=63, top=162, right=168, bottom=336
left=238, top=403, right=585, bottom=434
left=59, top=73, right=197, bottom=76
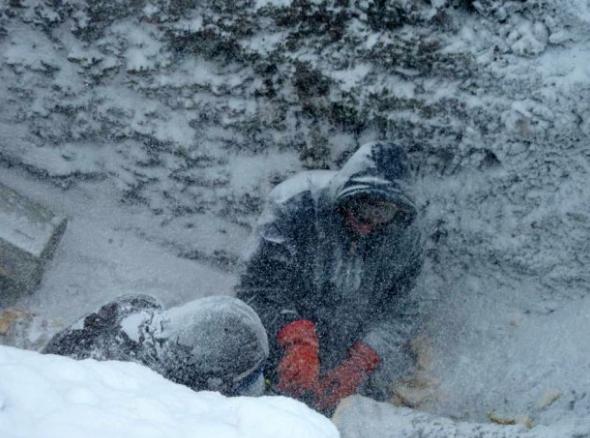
left=275, top=319, right=320, bottom=397
left=315, top=341, right=380, bottom=412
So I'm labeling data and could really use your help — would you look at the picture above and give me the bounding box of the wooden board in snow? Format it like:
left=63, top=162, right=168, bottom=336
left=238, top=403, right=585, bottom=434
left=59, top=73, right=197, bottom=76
left=0, top=183, right=67, bottom=301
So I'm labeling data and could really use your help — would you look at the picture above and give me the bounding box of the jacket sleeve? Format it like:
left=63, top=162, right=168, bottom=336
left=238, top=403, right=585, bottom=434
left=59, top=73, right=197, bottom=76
left=361, top=229, right=424, bottom=395
left=235, top=199, right=305, bottom=342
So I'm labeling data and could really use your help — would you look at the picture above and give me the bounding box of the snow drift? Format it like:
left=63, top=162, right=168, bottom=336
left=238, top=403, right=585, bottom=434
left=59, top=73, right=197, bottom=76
left=0, top=345, right=338, bottom=438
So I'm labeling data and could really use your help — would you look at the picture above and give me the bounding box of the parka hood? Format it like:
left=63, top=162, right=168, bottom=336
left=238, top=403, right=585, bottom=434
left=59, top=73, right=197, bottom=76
left=329, top=142, right=417, bottom=222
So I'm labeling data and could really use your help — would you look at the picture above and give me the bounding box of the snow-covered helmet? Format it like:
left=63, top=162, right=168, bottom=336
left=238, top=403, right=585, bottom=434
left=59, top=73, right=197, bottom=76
left=156, top=296, right=269, bottom=396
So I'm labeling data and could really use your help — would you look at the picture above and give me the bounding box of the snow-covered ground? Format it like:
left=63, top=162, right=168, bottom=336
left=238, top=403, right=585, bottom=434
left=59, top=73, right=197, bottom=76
left=334, top=395, right=590, bottom=438
left=1, top=165, right=237, bottom=325
left=0, top=345, right=338, bottom=438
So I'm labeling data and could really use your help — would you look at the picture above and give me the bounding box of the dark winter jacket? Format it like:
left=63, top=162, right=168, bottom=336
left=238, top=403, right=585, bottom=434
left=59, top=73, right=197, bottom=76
left=236, top=142, right=423, bottom=386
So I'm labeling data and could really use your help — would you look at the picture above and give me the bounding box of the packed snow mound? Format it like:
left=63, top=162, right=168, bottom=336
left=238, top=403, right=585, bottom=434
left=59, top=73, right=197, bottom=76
left=0, top=346, right=339, bottom=438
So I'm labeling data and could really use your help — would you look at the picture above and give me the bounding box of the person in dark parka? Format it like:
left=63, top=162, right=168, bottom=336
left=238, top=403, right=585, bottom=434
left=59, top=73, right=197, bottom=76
left=236, top=141, right=424, bottom=412
left=43, top=295, right=269, bottom=397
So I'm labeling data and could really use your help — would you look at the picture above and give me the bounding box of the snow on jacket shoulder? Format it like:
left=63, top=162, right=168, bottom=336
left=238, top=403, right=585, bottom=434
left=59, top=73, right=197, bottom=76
left=236, top=142, right=424, bottom=375
left=42, top=295, right=163, bottom=363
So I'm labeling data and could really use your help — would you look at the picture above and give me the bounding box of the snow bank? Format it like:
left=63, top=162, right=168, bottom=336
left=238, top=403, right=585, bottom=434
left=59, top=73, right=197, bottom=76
left=0, top=346, right=338, bottom=438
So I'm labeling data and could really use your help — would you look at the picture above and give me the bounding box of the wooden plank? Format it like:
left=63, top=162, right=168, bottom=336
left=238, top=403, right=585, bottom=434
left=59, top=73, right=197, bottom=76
left=0, top=183, right=67, bottom=299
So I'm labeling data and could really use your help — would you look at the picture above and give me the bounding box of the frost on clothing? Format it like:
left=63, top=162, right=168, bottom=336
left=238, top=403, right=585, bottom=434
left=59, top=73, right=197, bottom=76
left=43, top=295, right=269, bottom=396
left=236, top=142, right=423, bottom=399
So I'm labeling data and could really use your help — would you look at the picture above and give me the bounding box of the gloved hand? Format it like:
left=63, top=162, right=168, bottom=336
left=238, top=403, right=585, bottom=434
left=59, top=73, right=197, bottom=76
left=275, top=319, right=320, bottom=397
left=314, top=341, right=380, bottom=412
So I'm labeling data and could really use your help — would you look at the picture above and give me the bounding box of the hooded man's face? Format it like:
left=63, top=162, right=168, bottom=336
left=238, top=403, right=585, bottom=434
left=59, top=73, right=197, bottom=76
left=340, top=198, right=400, bottom=236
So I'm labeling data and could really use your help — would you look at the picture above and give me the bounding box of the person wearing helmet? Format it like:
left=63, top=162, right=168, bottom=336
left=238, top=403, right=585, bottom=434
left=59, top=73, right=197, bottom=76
left=236, top=141, right=423, bottom=413
left=43, top=295, right=269, bottom=397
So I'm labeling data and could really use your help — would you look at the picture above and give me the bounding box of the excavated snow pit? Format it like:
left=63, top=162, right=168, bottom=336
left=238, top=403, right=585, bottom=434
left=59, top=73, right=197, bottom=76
left=1, top=1, right=590, bottom=436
